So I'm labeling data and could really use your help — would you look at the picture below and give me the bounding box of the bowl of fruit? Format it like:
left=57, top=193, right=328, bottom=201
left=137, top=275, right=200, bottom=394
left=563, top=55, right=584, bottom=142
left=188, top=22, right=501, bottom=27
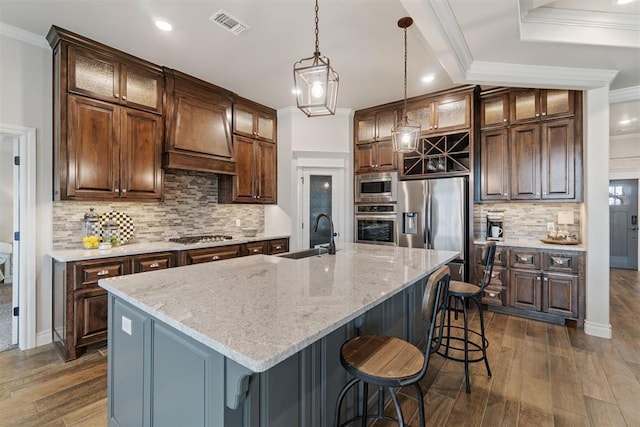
left=82, top=235, right=100, bottom=249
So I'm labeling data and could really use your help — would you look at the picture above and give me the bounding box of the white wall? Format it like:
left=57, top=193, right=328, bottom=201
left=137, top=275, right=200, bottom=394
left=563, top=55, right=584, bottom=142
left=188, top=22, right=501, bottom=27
left=0, top=136, right=13, bottom=243
left=0, top=29, right=53, bottom=345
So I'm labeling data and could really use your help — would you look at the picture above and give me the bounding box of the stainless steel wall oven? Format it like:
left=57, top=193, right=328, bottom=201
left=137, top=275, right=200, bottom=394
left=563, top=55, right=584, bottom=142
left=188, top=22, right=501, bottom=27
left=355, top=204, right=397, bottom=246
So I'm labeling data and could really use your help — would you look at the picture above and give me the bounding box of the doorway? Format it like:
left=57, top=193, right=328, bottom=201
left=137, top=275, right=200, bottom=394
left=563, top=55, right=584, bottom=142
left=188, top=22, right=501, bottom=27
left=299, top=168, right=344, bottom=250
left=0, top=135, right=16, bottom=352
left=0, top=124, right=37, bottom=351
left=609, top=179, right=639, bottom=270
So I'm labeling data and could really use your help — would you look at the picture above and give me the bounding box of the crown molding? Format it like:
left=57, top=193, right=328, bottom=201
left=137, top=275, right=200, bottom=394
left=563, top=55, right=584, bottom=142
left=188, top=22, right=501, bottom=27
left=610, top=86, right=640, bottom=103
left=0, top=22, right=48, bottom=49
left=466, top=61, right=619, bottom=90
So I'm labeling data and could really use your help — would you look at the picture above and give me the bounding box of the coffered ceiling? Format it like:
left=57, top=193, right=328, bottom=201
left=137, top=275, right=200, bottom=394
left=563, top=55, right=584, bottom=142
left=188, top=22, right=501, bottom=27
left=1, top=0, right=638, bottom=135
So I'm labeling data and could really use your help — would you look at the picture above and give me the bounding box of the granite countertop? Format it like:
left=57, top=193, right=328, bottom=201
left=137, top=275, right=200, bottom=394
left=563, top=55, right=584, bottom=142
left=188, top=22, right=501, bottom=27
left=473, top=238, right=587, bottom=252
left=98, top=243, right=458, bottom=373
left=48, top=234, right=291, bottom=262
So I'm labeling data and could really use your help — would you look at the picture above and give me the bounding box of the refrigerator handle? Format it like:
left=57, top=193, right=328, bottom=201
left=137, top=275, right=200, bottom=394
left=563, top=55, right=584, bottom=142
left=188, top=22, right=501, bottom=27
left=425, top=183, right=432, bottom=248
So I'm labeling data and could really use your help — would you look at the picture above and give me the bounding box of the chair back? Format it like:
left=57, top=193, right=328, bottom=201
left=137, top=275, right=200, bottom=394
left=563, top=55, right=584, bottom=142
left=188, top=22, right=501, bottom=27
left=409, top=265, right=450, bottom=383
left=478, top=241, right=497, bottom=292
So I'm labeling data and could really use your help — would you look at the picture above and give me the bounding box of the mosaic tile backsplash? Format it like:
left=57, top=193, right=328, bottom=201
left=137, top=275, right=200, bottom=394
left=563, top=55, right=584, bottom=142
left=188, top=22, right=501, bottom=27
left=53, top=170, right=264, bottom=249
left=473, top=202, right=583, bottom=241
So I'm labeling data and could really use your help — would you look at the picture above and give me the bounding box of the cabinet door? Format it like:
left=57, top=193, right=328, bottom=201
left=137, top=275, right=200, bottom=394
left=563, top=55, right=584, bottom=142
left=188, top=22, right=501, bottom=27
left=120, top=63, right=163, bottom=113
left=376, top=140, right=397, bottom=171
left=256, top=111, right=276, bottom=143
left=480, top=129, right=509, bottom=200
left=543, top=273, right=578, bottom=318
left=480, top=94, right=509, bottom=129
left=132, top=252, right=176, bottom=273
left=510, top=124, right=541, bottom=200
left=121, top=108, right=163, bottom=200
left=376, top=110, right=397, bottom=140
left=355, top=114, right=377, bottom=144
left=74, top=288, right=108, bottom=347
left=509, top=270, right=542, bottom=311
left=255, top=141, right=277, bottom=203
left=233, top=136, right=257, bottom=202
left=68, top=45, right=119, bottom=103
left=355, top=143, right=375, bottom=173
left=510, top=89, right=541, bottom=124
left=434, top=94, right=470, bottom=132
left=183, top=245, right=242, bottom=265
left=169, top=93, right=233, bottom=158
left=541, top=90, right=574, bottom=120
left=67, top=95, right=120, bottom=199
left=406, top=101, right=433, bottom=133
left=541, top=118, right=575, bottom=200
left=233, top=103, right=256, bottom=138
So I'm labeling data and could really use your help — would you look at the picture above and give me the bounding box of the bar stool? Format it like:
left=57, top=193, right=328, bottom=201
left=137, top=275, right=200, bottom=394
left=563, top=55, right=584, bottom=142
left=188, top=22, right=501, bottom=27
left=438, top=241, right=496, bottom=394
left=333, top=266, right=450, bottom=427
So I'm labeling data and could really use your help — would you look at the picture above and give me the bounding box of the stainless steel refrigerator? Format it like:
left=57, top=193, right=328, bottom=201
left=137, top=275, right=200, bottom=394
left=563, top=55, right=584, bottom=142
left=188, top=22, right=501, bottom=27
left=397, top=177, right=468, bottom=281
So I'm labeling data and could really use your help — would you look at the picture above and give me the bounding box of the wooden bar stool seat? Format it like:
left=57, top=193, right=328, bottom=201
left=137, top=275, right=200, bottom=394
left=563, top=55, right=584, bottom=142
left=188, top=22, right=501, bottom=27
left=334, top=266, right=451, bottom=427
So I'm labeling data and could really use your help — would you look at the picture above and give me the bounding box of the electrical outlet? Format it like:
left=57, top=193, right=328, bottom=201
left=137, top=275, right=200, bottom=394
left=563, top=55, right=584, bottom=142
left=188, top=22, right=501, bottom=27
left=236, top=219, right=241, bottom=227
left=122, top=316, right=132, bottom=335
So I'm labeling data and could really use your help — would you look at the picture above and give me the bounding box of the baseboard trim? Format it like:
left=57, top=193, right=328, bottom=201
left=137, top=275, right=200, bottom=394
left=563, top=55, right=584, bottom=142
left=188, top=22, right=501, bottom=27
left=584, top=320, right=612, bottom=339
left=36, top=329, right=52, bottom=347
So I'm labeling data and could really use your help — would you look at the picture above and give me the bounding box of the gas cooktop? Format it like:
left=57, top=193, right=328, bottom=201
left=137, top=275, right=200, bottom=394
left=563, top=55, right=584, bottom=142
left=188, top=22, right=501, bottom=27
left=169, top=235, right=233, bottom=244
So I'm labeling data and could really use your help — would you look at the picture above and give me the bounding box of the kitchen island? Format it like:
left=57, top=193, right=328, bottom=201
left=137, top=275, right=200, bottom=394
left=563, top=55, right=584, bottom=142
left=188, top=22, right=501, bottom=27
left=99, top=243, right=458, bottom=426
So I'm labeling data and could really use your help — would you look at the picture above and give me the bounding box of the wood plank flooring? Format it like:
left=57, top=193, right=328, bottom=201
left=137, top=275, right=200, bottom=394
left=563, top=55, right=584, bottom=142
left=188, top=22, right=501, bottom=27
left=0, top=268, right=638, bottom=426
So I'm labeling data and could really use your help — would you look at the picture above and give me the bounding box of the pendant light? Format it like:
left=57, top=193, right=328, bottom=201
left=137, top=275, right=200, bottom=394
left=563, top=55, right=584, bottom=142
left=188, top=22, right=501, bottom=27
left=293, top=0, right=339, bottom=117
left=392, top=17, right=421, bottom=152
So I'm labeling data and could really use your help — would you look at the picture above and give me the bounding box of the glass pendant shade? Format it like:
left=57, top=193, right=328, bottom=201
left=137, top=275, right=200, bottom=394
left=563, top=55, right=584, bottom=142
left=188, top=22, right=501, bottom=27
left=392, top=118, right=421, bottom=152
left=293, top=55, right=339, bottom=117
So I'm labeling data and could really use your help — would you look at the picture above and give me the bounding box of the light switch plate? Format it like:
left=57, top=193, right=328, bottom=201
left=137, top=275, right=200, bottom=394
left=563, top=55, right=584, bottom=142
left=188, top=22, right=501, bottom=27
left=236, top=219, right=241, bottom=227
left=122, top=316, right=132, bottom=335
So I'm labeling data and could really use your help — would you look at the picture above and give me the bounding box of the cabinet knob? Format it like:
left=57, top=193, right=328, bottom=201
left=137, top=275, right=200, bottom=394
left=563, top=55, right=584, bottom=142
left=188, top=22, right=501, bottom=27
left=541, top=112, right=546, bottom=116
left=122, top=189, right=127, bottom=194
left=97, top=269, right=110, bottom=276
left=503, top=193, right=508, bottom=196
left=122, top=95, right=127, bottom=100
left=535, top=113, right=539, bottom=117
left=252, top=249, right=260, bottom=253
left=114, top=94, right=119, bottom=98
left=503, top=118, right=507, bottom=122
left=149, top=263, right=160, bottom=268
left=212, top=255, right=220, bottom=261
left=535, top=192, right=540, bottom=196
left=274, top=245, right=281, bottom=250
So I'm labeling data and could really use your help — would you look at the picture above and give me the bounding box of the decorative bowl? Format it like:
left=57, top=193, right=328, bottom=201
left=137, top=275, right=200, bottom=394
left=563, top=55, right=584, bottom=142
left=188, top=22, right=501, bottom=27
left=241, top=228, right=258, bottom=237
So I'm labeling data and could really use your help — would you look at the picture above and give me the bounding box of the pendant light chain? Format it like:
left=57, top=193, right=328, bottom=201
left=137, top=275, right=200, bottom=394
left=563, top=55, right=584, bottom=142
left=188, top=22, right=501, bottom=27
left=402, top=24, right=408, bottom=121
left=314, top=0, right=320, bottom=56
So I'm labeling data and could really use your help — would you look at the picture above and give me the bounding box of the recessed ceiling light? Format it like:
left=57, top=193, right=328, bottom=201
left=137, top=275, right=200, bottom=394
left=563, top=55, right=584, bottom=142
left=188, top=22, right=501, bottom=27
left=292, top=88, right=301, bottom=95
left=421, top=74, right=435, bottom=84
left=155, top=19, right=173, bottom=31
left=616, top=0, right=636, bottom=5
left=619, top=117, right=637, bottom=125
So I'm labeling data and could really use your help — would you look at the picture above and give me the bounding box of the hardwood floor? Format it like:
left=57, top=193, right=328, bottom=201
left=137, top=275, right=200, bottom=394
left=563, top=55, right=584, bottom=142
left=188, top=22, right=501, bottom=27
left=0, top=268, right=638, bottom=426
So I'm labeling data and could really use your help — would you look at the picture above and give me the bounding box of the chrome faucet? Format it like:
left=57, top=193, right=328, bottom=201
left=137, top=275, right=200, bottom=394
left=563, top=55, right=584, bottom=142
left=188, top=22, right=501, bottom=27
left=313, top=213, right=336, bottom=255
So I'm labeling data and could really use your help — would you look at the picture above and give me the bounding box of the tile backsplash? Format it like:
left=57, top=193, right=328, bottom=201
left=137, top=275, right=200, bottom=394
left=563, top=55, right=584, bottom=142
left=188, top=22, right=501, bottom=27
left=53, top=170, right=264, bottom=249
left=473, top=202, right=582, bottom=241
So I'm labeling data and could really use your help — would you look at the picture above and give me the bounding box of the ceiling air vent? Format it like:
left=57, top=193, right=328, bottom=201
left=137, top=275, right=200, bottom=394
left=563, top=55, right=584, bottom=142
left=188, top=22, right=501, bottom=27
left=209, top=10, right=249, bottom=35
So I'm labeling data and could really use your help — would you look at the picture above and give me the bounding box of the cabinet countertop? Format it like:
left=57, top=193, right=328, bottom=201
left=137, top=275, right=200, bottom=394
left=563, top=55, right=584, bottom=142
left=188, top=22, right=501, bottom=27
left=473, top=239, right=587, bottom=252
left=98, top=243, right=458, bottom=372
left=49, top=235, right=291, bottom=262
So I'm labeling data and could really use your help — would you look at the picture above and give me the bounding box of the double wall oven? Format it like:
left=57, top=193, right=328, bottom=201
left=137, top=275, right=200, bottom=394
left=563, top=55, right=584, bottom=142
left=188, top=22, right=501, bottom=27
left=354, top=172, right=398, bottom=246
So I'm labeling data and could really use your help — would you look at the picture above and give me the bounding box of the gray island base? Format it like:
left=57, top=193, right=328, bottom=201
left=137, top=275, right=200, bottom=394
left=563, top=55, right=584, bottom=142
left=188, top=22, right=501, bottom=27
left=100, top=243, right=458, bottom=426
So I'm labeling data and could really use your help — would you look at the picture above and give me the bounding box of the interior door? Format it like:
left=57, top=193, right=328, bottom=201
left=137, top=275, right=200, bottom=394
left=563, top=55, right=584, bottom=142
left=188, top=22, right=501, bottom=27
left=301, top=169, right=342, bottom=249
left=609, top=179, right=639, bottom=269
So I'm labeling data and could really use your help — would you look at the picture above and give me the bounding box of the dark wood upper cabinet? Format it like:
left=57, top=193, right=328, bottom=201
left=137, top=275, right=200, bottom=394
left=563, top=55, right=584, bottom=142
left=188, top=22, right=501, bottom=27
left=541, top=118, right=575, bottom=200
left=405, top=88, right=473, bottom=135
left=480, top=92, right=509, bottom=129
left=479, top=128, right=509, bottom=201
left=233, top=98, right=276, bottom=143
left=163, top=68, right=235, bottom=175
left=48, top=26, right=164, bottom=201
left=510, top=89, right=575, bottom=124
left=510, top=124, right=541, bottom=200
left=67, top=45, right=163, bottom=114
left=355, top=109, right=398, bottom=144
left=355, top=140, right=397, bottom=174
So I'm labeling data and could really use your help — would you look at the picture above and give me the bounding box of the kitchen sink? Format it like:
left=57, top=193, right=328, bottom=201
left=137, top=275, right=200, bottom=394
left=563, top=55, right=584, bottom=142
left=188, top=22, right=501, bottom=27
left=277, top=247, right=330, bottom=259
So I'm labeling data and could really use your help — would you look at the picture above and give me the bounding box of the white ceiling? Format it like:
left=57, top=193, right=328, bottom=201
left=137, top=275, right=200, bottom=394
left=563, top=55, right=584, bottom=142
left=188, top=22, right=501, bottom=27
left=0, top=0, right=638, bottom=135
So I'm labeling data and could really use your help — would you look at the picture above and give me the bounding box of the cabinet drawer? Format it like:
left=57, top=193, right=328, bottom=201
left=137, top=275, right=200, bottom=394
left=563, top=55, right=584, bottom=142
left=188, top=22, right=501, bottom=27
left=475, top=264, right=506, bottom=287
left=544, top=252, right=580, bottom=274
left=132, top=252, right=176, bottom=273
left=182, top=245, right=242, bottom=265
left=509, top=249, right=541, bottom=270
left=474, top=244, right=507, bottom=266
left=73, top=258, right=129, bottom=290
left=268, top=239, right=289, bottom=255
left=246, top=241, right=267, bottom=256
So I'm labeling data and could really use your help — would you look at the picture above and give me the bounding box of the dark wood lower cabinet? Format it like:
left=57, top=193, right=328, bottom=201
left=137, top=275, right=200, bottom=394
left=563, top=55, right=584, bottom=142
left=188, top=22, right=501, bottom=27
left=474, top=243, right=584, bottom=326
left=53, top=238, right=290, bottom=360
